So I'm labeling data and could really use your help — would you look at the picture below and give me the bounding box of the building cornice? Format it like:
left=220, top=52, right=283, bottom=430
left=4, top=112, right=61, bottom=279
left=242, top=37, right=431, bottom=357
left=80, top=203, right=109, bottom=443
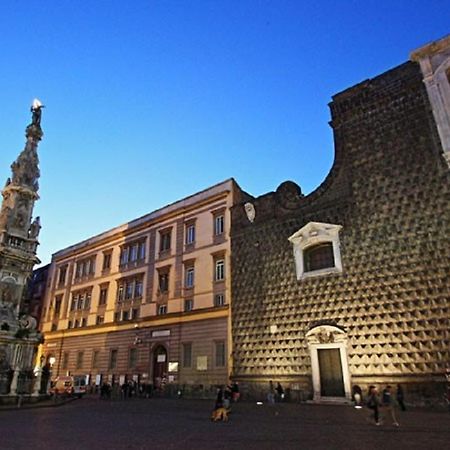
left=52, top=179, right=236, bottom=262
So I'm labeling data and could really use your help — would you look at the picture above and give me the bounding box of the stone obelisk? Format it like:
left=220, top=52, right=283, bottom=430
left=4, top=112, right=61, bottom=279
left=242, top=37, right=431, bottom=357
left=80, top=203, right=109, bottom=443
left=0, top=100, right=45, bottom=397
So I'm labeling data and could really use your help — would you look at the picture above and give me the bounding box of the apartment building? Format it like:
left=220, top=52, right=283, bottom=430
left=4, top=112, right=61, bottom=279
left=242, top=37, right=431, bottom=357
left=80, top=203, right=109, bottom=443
left=40, top=179, right=246, bottom=393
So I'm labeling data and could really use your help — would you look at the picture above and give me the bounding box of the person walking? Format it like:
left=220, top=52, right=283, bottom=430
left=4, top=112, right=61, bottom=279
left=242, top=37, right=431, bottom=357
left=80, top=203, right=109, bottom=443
left=352, top=385, right=363, bottom=408
left=276, top=382, right=285, bottom=402
left=367, top=386, right=382, bottom=426
left=231, top=381, right=240, bottom=402
left=267, top=380, right=275, bottom=405
left=396, top=384, right=406, bottom=411
left=382, top=385, right=399, bottom=426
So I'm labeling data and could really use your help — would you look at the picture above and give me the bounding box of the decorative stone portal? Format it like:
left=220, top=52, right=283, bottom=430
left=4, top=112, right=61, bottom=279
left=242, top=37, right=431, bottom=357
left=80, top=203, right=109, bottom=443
left=306, top=325, right=351, bottom=402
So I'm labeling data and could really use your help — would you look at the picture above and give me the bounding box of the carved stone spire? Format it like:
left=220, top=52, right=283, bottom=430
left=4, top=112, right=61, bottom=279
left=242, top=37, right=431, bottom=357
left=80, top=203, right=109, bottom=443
left=0, top=101, right=44, bottom=319
left=9, top=99, right=44, bottom=193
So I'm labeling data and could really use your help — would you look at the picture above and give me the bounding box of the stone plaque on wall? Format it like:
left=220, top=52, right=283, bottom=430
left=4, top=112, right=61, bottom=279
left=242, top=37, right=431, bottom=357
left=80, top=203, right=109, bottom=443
left=196, top=356, right=207, bottom=371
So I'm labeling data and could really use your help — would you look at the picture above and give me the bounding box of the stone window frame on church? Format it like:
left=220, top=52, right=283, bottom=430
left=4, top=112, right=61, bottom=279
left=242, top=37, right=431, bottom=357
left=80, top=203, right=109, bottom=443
left=288, top=222, right=343, bottom=280
left=411, top=36, right=450, bottom=167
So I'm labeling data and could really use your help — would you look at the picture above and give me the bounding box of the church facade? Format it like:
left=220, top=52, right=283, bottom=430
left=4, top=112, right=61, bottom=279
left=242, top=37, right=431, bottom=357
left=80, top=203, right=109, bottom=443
left=230, top=36, right=450, bottom=403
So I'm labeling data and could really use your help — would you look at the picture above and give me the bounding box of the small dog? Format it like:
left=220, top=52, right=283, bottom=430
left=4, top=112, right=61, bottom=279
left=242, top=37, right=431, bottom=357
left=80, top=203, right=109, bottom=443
left=211, top=407, right=229, bottom=422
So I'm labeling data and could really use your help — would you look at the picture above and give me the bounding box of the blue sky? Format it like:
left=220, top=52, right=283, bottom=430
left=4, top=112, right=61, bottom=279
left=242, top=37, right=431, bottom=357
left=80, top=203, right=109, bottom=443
left=0, top=0, right=449, bottom=265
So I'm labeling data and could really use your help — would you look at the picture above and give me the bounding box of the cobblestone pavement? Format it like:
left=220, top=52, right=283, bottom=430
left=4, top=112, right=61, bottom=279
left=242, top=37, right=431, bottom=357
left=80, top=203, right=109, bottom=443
left=0, top=397, right=448, bottom=450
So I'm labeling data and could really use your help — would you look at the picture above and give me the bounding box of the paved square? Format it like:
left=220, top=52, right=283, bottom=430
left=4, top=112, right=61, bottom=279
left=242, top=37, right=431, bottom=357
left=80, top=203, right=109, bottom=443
left=0, top=397, right=448, bottom=449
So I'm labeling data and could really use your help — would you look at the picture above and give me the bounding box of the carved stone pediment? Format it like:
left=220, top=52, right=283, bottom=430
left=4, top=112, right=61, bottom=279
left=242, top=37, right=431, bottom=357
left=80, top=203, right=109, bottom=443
left=306, top=325, right=347, bottom=345
left=289, top=222, right=342, bottom=247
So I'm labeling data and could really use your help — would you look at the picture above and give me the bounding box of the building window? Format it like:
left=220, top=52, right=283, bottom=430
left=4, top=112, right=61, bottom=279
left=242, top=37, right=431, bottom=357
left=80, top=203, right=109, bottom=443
left=185, top=267, right=194, bottom=289
left=215, top=341, right=225, bottom=367
left=96, top=315, right=104, bottom=325
left=114, top=312, right=120, bottom=322
left=184, top=299, right=193, bottom=312
left=99, top=286, right=108, bottom=306
left=51, top=323, right=57, bottom=331
left=131, top=308, right=139, bottom=320
left=68, top=320, right=72, bottom=329
left=125, top=282, right=133, bottom=300
left=185, top=223, right=195, bottom=245
left=122, top=310, right=129, bottom=321
left=117, top=276, right=144, bottom=302
left=182, top=343, right=192, bottom=368
left=75, top=256, right=96, bottom=279
left=159, top=229, right=171, bottom=253
left=81, top=317, right=87, bottom=327
left=129, top=348, right=138, bottom=369
left=76, top=351, right=84, bottom=369
left=288, top=222, right=343, bottom=280
left=215, top=259, right=225, bottom=281
left=117, top=285, right=124, bottom=302
left=74, top=319, right=79, bottom=328
left=62, top=352, right=69, bottom=370
left=53, top=295, right=62, bottom=319
left=214, top=293, right=225, bottom=307
left=120, top=240, right=146, bottom=267
left=214, top=214, right=224, bottom=236
left=304, top=243, right=335, bottom=272
left=158, top=304, right=167, bottom=315
left=85, top=293, right=91, bottom=310
left=102, top=251, right=112, bottom=271
left=58, top=265, right=67, bottom=286
left=71, top=289, right=93, bottom=311
left=158, top=272, right=169, bottom=293
left=135, top=279, right=143, bottom=298
left=92, top=350, right=100, bottom=369
left=109, top=349, right=118, bottom=370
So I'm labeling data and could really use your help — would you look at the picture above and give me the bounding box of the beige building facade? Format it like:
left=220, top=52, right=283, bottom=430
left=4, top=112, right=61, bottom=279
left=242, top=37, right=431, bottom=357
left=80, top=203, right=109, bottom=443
left=40, top=179, right=246, bottom=394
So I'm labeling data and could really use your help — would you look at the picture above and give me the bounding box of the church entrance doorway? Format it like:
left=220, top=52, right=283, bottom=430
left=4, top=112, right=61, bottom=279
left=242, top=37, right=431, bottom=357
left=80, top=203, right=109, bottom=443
left=306, top=325, right=351, bottom=402
left=318, top=348, right=345, bottom=397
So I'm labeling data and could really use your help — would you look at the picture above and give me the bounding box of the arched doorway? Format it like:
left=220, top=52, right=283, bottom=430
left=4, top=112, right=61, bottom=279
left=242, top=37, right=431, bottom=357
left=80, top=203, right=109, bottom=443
left=306, top=325, right=351, bottom=401
left=152, top=345, right=168, bottom=389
